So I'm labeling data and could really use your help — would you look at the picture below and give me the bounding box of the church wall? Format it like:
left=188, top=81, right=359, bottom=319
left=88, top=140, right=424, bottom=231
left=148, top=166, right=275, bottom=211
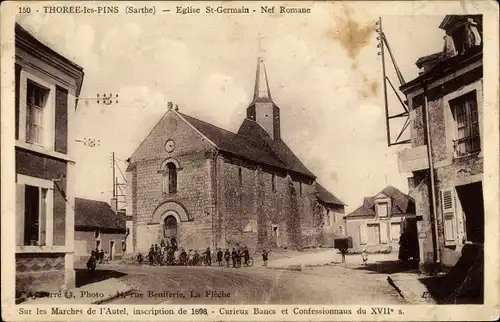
left=218, top=156, right=259, bottom=252
left=218, top=154, right=322, bottom=253
left=130, top=111, right=216, bottom=254
left=291, top=180, right=321, bottom=248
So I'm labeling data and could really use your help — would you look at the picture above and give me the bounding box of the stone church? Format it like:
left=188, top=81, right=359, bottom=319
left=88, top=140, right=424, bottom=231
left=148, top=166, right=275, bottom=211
left=126, top=58, right=345, bottom=254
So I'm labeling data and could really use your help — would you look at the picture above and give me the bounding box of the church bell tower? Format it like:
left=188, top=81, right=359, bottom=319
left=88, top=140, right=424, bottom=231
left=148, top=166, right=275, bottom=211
left=246, top=57, right=281, bottom=141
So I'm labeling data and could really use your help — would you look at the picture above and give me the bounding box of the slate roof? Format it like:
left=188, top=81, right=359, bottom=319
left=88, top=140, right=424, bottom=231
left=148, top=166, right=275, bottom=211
left=314, top=183, right=345, bottom=206
left=75, top=198, right=126, bottom=231
left=237, top=118, right=315, bottom=178
left=179, top=113, right=316, bottom=178
left=345, top=186, right=415, bottom=219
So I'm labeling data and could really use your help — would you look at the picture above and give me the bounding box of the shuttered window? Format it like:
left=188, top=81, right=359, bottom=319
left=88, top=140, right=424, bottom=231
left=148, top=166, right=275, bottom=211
left=55, top=86, right=68, bottom=153
left=442, top=188, right=457, bottom=246
left=451, top=91, right=480, bottom=156
left=359, top=224, right=367, bottom=245
left=26, top=81, right=48, bottom=145
left=380, top=222, right=388, bottom=244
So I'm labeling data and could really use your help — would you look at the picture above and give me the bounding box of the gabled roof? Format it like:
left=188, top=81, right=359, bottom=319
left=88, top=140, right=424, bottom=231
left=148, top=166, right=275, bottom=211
left=75, top=198, right=126, bottom=231
left=179, top=112, right=289, bottom=170
left=237, top=118, right=315, bottom=178
left=314, top=183, right=345, bottom=206
left=179, top=112, right=316, bottom=178
left=345, top=186, right=415, bottom=219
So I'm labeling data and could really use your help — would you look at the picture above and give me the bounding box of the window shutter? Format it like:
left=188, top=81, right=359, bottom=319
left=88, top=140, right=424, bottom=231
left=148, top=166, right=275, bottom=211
left=16, top=184, right=25, bottom=246
left=380, top=222, right=388, bottom=244
left=15, top=64, right=21, bottom=140
left=359, top=223, right=367, bottom=245
left=55, top=86, right=68, bottom=153
left=441, top=188, right=457, bottom=245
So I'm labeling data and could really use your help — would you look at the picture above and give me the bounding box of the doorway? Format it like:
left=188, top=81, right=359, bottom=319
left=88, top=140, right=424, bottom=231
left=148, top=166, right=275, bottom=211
left=109, top=240, right=115, bottom=260
left=272, top=224, right=280, bottom=247
left=456, top=182, right=484, bottom=244
left=164, top=215, right=178, bottom=239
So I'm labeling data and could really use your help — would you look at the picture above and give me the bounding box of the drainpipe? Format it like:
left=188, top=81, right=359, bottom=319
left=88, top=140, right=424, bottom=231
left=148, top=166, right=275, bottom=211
left=423, top=82, right=441, bottom=264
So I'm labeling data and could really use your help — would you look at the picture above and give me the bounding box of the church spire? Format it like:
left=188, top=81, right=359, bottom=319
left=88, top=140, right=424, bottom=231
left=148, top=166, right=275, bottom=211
left=246, top=57, right=281, bottom=141
left=252, top=57, right=273, bottom=103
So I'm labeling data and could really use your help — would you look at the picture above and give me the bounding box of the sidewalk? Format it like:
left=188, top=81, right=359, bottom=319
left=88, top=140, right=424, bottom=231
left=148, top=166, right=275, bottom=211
left=387, top=273, right=438, bottom=304
left=21, top=277, right=134, bottom=305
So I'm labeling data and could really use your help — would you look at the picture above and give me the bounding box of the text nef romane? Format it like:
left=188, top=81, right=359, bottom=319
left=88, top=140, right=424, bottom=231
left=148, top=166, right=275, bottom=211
left=279, top=6, right=311, bottom=13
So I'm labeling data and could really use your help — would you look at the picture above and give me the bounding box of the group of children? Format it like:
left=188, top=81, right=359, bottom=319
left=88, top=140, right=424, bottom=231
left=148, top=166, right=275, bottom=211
left=142, top=242, right=270, bottom=268
left=91, top=248, right=109, bottom=264
left=86, top=247, right=109, bottom=272
left=147, top=237, right=179, bottom=266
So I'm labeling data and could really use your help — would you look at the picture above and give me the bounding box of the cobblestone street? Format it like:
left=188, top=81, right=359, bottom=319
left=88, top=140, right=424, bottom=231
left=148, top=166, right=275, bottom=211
left=99, top=260, right=404, bottom=305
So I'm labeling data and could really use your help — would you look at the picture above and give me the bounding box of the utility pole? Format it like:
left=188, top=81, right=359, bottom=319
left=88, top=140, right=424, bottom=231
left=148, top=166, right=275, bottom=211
left=112, top=152, right=116, bottom=202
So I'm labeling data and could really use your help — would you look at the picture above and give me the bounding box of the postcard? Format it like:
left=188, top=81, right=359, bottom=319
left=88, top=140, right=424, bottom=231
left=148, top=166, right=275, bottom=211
left=1, top=1, right=499, bottom=321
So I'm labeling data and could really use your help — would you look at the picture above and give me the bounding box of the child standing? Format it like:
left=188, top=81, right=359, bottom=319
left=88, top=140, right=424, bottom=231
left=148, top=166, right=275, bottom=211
left=361, top=248, right=368, bottom=266
left=262, top=250, right=268, bottom=267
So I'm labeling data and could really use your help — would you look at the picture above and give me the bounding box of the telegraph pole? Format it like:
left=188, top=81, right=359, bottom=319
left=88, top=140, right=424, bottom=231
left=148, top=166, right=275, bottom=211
left=112, top=152, right=116, bottom=203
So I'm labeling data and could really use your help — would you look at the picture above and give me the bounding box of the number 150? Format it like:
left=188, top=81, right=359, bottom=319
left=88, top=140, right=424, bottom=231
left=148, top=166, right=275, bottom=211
left=19, top=7, right=31, bottom=14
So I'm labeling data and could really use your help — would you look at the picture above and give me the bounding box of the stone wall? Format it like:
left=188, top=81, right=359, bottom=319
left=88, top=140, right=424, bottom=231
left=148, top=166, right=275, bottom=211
left=130, top=112, right=215, bottom=254
left=16, top=253, right=65, bottom=295
left=218, top=154, right=320, bottom=253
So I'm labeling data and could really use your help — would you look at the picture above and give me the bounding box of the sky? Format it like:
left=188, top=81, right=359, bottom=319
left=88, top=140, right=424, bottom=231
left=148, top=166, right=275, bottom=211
left=16, top=2, right=447, bottom=213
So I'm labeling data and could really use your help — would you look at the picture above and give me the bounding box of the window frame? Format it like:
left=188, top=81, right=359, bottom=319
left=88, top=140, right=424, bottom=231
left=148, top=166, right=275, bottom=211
left=16, top=174, right=54, bottom=247
left=162, top=162, right=178, bottom=194
left=450, top=90, right=481, bottom=157
left=376, top=202, right=389, bottom=218
left=390, top=222, right=401, bottom=241
left=25, top=80, right=49, bottom=146
left=366, top=223, right=381, bottom=245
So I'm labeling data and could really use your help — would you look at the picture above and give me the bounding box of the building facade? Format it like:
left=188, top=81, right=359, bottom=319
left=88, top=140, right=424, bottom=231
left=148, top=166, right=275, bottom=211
left=126, top=58, right=344, bottom=254
left=74, top=198, right=127, bottom=262
left=14, top=24, right=84, bottom=295
left=398, top=15, right=484, bottom=270
left=345, top=186, right=416, bottom=253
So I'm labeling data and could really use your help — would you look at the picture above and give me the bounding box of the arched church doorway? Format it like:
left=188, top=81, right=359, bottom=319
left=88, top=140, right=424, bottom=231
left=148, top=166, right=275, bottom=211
left=164, top=215, right=178, bottom=239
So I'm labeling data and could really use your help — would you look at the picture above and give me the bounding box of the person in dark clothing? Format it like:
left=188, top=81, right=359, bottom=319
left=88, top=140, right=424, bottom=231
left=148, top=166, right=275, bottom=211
left=99, top=249, right=105, bottom=264
left=193, top=250, right=200, bottom=265
left=224, top=249, right=230, bottom=267
left=262, top=250, right=268, bottom=267
left=171, top=237, right=178, bottom=252
left=205, top=247, right=211, bottom=266
left=148, top=245, right=155, bottom=266
left=87, top=251, right=97, bottom=272
left=231, top=248, right=237, bottom=268
left=180, top=248, right=187, bottom=266
left=243, top=247, right=250, bottom=266
left=236, top=249, right=242, bottom=268
left=216, top=248, right=223, bottom=266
